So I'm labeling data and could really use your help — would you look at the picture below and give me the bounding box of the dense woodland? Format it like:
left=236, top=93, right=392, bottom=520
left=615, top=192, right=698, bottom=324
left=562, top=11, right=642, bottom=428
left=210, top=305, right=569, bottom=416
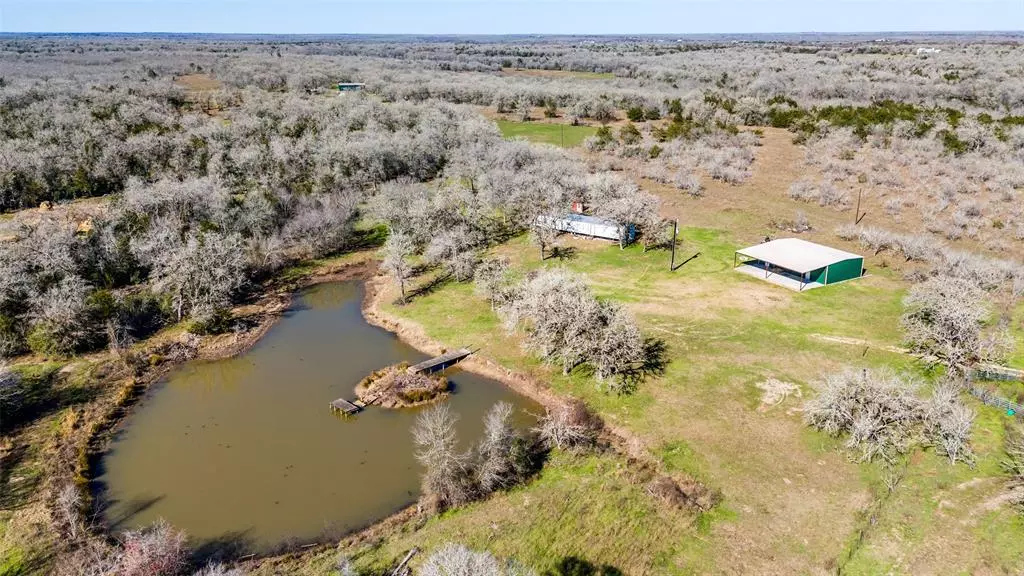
left=3, top=33, right=1024, bottom=576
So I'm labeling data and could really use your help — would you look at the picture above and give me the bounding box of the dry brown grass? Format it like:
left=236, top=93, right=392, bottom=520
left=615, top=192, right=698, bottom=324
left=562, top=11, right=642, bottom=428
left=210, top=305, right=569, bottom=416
left=173, top=73, right=222, bottom=92
left=499, top=68, right=613, bottom=80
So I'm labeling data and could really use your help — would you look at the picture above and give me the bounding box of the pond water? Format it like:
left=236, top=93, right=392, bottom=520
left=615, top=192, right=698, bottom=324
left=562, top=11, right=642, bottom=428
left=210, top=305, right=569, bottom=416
left=96, top=281, right=538, bottom=553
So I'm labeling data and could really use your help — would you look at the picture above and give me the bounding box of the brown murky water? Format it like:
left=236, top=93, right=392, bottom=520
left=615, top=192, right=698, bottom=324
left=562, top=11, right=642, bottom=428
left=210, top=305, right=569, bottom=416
left=97, top=281, right=538, bottom=552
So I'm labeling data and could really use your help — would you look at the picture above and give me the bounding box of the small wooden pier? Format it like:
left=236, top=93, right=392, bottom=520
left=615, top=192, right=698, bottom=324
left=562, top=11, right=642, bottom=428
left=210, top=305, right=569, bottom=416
left=330, top=397, right=365, bottom=415
left=406, top=347, right=473, bottom=375
left=330, top=348, right=473, bottom=416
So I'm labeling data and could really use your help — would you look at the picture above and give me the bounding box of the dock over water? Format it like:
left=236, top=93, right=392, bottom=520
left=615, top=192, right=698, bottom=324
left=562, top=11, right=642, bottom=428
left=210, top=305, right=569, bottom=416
left=330, top=348, right=473, bottom=416
left=330, top=397, right=365, bottom=415
left=407, top=348, right=473, bottom=375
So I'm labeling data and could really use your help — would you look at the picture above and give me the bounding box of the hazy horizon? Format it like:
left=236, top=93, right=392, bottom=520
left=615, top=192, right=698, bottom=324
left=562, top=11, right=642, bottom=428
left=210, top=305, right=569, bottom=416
left=1, top=0, right=1021, bottom=35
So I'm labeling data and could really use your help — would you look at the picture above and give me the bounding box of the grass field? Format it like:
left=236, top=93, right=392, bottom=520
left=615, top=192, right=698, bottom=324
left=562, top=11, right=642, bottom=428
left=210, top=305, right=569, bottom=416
left=255, top=450, right=712, bottom=575
left=332, top=214, right=1024, bottom=575
left=497, top=120, right=598, bottom=148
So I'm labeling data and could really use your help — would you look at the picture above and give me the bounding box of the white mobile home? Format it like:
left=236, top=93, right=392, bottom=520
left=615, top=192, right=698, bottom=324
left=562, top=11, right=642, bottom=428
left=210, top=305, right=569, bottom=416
left=538, top=214, right=636, bottom=244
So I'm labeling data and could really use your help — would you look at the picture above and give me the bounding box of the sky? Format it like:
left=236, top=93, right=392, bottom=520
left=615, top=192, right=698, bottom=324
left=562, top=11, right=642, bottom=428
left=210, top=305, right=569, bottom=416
left=0, top=0, right=1021, bottom=35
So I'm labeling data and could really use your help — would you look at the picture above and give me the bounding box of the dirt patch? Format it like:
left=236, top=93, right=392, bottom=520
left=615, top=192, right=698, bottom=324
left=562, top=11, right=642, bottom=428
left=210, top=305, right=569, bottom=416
left=174, top=73, right=222, bottom=92
left=623, top=277, right=791, bottom=320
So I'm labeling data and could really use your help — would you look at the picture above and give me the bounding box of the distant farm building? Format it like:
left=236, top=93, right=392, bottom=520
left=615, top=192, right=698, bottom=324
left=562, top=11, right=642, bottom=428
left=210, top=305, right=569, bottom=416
left=337, top=82, right=365, bottom=92
left=539, top=214, right=636, bottom=245
left=734, top=238, right=863, bottom=291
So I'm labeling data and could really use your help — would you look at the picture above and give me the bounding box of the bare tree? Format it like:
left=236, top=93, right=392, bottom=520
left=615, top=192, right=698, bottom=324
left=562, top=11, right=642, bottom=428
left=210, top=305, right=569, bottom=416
left=476, top=402, right=530, bottom=494
left=148, top=231, right=248, bottom=322
left=54, top=483, right=83, bottom=541
left=594, top=303, right=645, bottom=387
left=412, top=404, right=477, bottom=511
left=26, top=274, right=97, bottom=356
left=53, top=539, right=118, bottom=576
left=901, top=276, right=1003, bottom=376
left=528, top=219, right=558, bottom=261
left=472, top=257, right=511, bottom=310
left=501, top=268, right=647, bottom=387
left=383, top=229, right=415, bottom=304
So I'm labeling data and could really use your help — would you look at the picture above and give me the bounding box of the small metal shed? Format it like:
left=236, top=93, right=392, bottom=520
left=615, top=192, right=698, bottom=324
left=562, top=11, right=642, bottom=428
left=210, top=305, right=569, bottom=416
left=734, top=238, right=863, bottom=291
left=337, top=83, right=365, bottom=92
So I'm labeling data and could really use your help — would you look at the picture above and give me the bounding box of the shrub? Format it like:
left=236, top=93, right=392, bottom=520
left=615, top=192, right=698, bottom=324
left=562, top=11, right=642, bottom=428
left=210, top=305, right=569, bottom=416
left=626, top=106, right=644, bottom=122
left=922, top=381, right=975, bottom=465
left=534, top=399, right=601, bottom=453
left=192, top=564, right=247, bottom=576
left=421, top=543, right=535, bottom=576
left=619, top=123, right=641, bottom=145
left=1003, top=421, right=1024, bottom=479
left=674, top=172, right=702, bottom=197
left=805, top=368, right=923, bottom=463
left=119, top=519, right=188, bottom=576
left=805, top=368, right=975, bottom=465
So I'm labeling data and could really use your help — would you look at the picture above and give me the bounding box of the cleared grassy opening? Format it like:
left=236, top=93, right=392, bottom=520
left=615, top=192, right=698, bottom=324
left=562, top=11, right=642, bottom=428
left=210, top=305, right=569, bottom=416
left=496, top=120, right=598, bottom=148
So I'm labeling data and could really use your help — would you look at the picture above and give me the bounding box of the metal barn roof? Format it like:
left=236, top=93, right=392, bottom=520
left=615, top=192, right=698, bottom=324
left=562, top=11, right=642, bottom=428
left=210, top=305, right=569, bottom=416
left=736, top=238, right=861, bottom=274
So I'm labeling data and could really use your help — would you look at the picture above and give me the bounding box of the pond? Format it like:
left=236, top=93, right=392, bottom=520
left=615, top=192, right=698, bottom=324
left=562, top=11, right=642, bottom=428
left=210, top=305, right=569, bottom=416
left=95, top=281, right=539, bottom=553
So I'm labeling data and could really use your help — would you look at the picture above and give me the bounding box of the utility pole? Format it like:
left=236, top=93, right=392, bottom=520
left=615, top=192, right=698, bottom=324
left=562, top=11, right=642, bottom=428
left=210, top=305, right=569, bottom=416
left=560, top=124, right=564, bottom=147
left=854, top=188, right=865, bottom=225
left=669, top=219, right=678, bottom=271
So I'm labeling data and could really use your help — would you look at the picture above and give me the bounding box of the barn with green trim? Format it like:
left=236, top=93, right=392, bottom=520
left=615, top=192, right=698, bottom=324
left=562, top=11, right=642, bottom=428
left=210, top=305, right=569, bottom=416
left=733, top=238, right=864, bottom=291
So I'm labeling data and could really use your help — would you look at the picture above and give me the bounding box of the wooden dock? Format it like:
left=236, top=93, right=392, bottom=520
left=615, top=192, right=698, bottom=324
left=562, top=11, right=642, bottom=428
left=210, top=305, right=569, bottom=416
left=330, top=348, right=472, bottom=416
left=329, top=397, right=365, bottom=415
left=407, top=348, right=473, bottom=375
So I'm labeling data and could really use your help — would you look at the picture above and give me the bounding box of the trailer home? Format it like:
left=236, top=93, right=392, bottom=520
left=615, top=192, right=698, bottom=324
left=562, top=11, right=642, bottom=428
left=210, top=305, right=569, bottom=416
left=538, top=214, right=636, bottom=244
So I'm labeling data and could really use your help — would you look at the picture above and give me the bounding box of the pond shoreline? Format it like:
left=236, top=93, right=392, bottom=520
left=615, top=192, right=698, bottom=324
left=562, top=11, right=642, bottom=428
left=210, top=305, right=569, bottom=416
left=71, top=254, right=709, bottom=570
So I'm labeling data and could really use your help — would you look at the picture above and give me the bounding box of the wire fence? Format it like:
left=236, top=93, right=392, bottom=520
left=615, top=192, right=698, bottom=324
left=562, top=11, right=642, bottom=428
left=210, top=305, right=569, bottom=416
left=969, top=365, right=1024, bottom=417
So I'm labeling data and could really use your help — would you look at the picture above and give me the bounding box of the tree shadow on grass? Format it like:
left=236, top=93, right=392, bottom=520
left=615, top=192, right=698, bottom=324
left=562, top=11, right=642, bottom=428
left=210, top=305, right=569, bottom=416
left=349, top=224, right=389, bottom=250
left=614, top=337, right=670, bottom=395
left=2, top=366, right=102, bottom=437
left=0, top=546, right=53, bottom=576
left=397, top=271, right=454, bottom=305
left=546, top=246, right=578, bottom=261
left=0, top=441, right=38, bottom=510
left=543, top=556, right=624, bottom=576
